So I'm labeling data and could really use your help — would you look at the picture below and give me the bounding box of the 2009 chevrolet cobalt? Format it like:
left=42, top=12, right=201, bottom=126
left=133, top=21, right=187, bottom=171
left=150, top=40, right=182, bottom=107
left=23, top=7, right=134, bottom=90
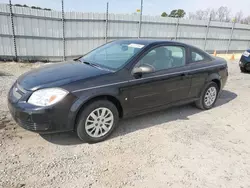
left=8, top=40, right=228, bottom=143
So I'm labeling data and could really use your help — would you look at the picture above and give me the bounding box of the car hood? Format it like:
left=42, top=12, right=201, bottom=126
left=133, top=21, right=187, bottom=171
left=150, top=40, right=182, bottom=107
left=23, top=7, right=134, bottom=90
left=17, top=61, right=110, bottom=91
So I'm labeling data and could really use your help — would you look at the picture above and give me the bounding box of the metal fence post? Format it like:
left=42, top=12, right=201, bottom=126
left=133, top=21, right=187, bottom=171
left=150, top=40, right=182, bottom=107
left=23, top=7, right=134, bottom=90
left=227, top=21, right=236, bottom=54
left=9, top=0, right=17, bottom=61
left=105, top=2, right=109, bottom=43
left=61, top=0, right=65, bottom=61
left=138, top=0, right=143, bottom=38
left=175, top=18, right=179, bottom=40
left=204, top=17, right=211, bottom=51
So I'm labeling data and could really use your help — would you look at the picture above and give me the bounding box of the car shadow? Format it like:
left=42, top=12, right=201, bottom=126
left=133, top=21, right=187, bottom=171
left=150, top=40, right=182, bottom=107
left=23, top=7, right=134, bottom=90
left=40, top=132, right=83, bottom=145
left=41, top=90, right=237, bottom=145
left=0, top=71, right=11, bottom=76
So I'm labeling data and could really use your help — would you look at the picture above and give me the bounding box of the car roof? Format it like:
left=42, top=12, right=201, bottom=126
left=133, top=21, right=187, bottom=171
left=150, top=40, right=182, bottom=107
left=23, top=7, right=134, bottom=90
left=115, top=39, right=188, bottom=46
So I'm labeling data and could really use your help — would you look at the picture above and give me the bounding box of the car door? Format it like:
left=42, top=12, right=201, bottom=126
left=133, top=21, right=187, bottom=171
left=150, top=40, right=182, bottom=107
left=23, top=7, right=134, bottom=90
left=186, top=47, right=213, bottom=98
left=121, top=44, right=192, bottom=114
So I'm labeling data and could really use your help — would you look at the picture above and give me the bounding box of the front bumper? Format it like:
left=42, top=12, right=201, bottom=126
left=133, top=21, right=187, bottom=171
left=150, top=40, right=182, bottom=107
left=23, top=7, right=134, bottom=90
left=8, top=83, right=78, bottom=133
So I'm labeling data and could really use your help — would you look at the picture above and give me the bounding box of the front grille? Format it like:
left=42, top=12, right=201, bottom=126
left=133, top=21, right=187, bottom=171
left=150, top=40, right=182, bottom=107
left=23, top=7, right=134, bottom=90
left=17, top=117, right=49, bottom=131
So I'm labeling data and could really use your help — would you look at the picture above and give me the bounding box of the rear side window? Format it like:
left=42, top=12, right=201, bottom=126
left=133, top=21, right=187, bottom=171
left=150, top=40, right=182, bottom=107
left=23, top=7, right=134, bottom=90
left=192, top=52, right=204, bottom=62
left=190, top=48, right=211, bottom=63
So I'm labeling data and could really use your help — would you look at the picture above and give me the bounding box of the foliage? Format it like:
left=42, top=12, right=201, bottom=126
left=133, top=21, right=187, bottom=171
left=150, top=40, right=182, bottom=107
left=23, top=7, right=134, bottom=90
left=161, top=12, right=168, bottom=17
left=14, top=4, right=52, bottom=11
left=161, top=9, right=186, bottom=18
left=31, top=6, right=42, bottom=10
left=169, top=9, right=186, bottom=18
left=188, top=6, right=250, bottom=24
left=242, top=16, right=250, bottom=24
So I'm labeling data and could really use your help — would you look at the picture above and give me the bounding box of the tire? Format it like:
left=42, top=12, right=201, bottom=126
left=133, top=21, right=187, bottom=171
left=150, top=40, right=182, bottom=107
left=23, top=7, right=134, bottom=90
left=245, top=64, right=250, bottom=72
left=195, top=82, right=219, bottom=110
left=76, top=100, right=119, bottom=143
left=240, top=67, right=247, bottom=73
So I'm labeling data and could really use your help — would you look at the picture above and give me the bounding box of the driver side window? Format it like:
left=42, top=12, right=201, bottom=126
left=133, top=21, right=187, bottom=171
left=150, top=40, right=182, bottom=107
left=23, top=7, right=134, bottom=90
left=136, top=45, right=186, bottom=72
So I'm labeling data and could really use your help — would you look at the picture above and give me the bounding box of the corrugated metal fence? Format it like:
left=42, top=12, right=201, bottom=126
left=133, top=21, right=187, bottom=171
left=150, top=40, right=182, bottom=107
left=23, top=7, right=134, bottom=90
left=0, top=4, right=250, bottom=62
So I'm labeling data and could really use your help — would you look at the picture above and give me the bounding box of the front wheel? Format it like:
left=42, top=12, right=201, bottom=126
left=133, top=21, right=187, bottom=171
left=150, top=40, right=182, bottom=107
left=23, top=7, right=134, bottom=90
left=76, top=100, right=119, bottom=143
left=195, top=82, right=219, bottom=110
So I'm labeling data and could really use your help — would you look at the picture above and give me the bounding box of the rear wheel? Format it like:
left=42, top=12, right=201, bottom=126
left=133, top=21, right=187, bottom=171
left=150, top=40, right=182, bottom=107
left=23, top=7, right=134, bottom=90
left=76, top=100, right=119, bottom=143
left=245, top=64, right=250, bottom=72
left=195, top=82, right=219, bottom=110
left=240, top=67, right=247, bottom=73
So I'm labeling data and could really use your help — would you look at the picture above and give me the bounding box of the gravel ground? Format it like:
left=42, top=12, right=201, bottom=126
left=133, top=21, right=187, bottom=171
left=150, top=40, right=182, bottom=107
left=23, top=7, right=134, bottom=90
left=0, top=60, right=250, bottom=188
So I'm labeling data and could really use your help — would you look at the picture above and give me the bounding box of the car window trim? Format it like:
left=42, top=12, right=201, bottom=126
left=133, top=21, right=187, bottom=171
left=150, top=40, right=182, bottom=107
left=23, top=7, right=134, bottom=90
left=189, top=59, right=210, bottom=64
left=137, top=64, right=187, bottom=77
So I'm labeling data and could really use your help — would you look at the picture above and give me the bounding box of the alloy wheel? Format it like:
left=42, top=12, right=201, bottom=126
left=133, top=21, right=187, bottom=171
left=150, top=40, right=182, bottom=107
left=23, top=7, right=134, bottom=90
left=85, top=107, right=114, bottom=138
left=204, top=86, right=217, bottom=107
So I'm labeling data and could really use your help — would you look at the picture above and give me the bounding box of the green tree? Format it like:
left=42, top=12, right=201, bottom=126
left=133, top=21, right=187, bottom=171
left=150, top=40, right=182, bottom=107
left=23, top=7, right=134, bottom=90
left=169, top=9, right=186, bottom=18
left=31, top=6, right=42, bottom=10
left=161, top=12, right=168, bottom=17
left=176, top=9, right=186, bottom=18
left=13, top=4, right=51, bottom=11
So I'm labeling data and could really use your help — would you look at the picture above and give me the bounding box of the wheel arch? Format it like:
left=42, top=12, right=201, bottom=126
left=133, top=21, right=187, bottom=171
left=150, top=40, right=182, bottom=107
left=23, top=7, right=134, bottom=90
left=206, top=73, right=221, bottom=91
left=73, top=94, right=123, bottom=130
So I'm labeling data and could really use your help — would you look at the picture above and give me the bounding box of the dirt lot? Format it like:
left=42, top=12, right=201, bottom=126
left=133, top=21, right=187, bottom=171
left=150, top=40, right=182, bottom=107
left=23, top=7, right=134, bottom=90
left=0, top=60, right=250, bottom=188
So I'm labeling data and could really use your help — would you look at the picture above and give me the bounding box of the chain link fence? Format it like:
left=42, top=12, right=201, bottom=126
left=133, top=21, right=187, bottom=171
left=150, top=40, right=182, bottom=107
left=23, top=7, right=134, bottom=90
left=0, top=1, right=250, bottom=62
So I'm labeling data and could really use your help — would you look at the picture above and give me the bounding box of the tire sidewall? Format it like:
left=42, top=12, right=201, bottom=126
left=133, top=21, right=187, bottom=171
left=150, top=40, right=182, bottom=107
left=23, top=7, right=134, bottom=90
left=240, top=67, right=246, bottom=72
left=202, top=83, right=219, bottom=110
left=240, top=66, right=247, bottom=73
left=77, top=100, right=119, bottom=143
left=245, top=63, right=250, bottom=72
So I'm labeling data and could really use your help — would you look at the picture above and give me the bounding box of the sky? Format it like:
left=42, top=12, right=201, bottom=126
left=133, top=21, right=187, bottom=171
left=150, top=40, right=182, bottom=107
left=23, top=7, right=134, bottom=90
left=0, top=0, right=249, bottom=16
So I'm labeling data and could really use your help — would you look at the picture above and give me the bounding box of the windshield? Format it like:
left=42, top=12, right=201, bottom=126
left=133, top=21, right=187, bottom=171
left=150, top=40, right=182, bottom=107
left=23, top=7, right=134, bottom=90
left=80, top=41, right=145, bottom=70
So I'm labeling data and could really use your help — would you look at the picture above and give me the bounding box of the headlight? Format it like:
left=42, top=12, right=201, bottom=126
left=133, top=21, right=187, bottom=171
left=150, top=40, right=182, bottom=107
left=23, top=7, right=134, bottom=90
left=28, top=88, right=68, bottom=106
left=243, top=51, right=250, bottom=57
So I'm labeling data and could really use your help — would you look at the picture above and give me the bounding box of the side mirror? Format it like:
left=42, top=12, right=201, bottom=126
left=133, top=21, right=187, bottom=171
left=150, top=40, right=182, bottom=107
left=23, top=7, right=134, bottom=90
left=132, top=64, right=154, bottom=76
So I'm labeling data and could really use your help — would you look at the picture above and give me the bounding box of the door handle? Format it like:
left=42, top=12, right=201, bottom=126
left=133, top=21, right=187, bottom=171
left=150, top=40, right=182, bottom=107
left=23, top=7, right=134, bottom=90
left=181, top=73, right=188, bottom=76
left=181, top=73, right=191, bottom=78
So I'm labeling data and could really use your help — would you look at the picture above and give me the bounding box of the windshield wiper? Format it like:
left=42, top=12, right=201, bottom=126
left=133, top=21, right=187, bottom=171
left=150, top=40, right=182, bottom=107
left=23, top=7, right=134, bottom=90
left=82, top=61, right=112, bottom=72
left=82, top=61, right=99, bottom=67
left=73, top=56, right=83, bottom=61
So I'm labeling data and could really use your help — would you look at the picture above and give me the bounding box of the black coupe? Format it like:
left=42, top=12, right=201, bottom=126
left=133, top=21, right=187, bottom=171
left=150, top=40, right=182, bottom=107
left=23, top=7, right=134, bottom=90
left=8, top=40, right=228, bottom=143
